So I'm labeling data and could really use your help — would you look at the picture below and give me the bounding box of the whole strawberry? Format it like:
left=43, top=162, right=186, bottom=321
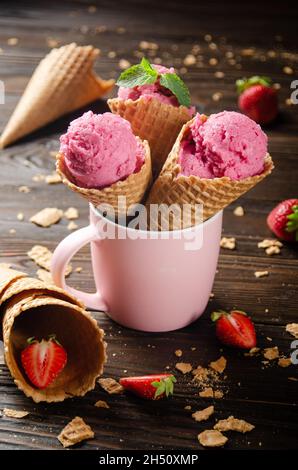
left=211, top=310, right=256, bottom=349
left=119, top=374, right=176, bottom=400
left=267, top=199, right=298, bottom=242
left=21, top=335, right=67, bottom=389
left=236, top=76, right=278, bottom=124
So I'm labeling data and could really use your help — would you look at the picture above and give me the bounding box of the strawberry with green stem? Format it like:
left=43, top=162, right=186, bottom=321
left=21, top=334, right=67, bottom=389
left=236, top=76, right=278, bottom=124
left=119, top=374, right=176, bottom=400
left=267, top=199, right=298, bottom=242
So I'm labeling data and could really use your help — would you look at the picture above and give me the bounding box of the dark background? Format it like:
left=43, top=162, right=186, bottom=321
left=0, top=0, right=297, bottom=450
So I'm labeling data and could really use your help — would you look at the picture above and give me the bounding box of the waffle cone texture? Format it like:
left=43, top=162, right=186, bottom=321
left=0, top=43, right=114, bottom=148
left=146, top=118, right=274, bottom=230
left=56, top=138, right=152, bottom=216
left=108, top=97, right=192, bottom=175
left=0, top=267, right=106, bottom=403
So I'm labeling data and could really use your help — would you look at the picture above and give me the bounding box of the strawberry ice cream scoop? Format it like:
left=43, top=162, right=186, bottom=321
left=59, top=111, right=145, bottom=189
left=179, top=111, right=268, bottom=180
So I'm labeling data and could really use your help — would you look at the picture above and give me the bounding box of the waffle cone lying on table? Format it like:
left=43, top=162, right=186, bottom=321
left=108, top=58, right=195, bottom=175
left=0, top=267, right=106, bottom=403
left=146, top=111, right=274, bottom=230
left=56, top=111, right=152, bottom=217
left=0, top=43, right=114, bottom=148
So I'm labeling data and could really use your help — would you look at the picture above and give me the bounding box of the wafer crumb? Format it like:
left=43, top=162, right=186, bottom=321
left=175, top=349, right=183, bottom=357
left=192, top=406, right=214, bottom=422
left=266, top=246, right=280, bottom=255
left=28, top=245, right=72, bottom=275
left=263, top=346, right=279, bottom=360
left=32, top=174, right=46, bottom=182
left=199, top=387, right=214, bottom=398
left=254, top=270, right=269, bottom=278
left=30, top=208, right=63, bottom=228
left=244, top=347, right=260, bottom=357
left=67, top=221, right=78, bottom=231
left=198, top=430, right=227, bottom=447
left=17, top=212, right=24, bottom=221
left=45, top=172, right=61, bottom=184
left=18, top=185, right=30, bottom=193
left=258, top=239, right=282, bottom=249
left=286, top=323, right=298, bottom=339
left=58, top=417, right=94, bottom=448
left=184, top=405, right=192, bottom=411
left=220, top=237, right=236, bottom=250
left=98, top=378, right=124, bottom=394
left=209, top=356, right=227, bottom=374
left=2, top=408, right=29, bottom=419
left=119, top=59, right=130, bottom=69
left=233, top=206, right=244, bottom=216
left=175, top=362, right=192, bottom=374
left=64, top=207, right=79, bottom=220
left=214, top=415, right=254, bottom=433
left=278, top=357, right=292, bottom=368
left=94, top=400, right=110, bottom=408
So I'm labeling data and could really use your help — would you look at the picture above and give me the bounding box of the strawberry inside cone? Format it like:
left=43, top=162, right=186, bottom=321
left=21, top=335, right=67, bottom=389
left=211, top=310, right=257, bottom=349
left=120, top=374, right=176, bottom=400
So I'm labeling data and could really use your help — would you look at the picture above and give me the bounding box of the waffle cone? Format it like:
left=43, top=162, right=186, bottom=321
left=2, top=294, right=106, bottom=403
left=56, top=138, right=152, bottom=216
left=0, top=267, right=27, bottom=298
left=108, top=97, right=192, bottom=175
left=0, top=276, right=84, bottom=309
left=0, top=43, right=114, bottom=148
left=146, top=119, right=274, bottom=230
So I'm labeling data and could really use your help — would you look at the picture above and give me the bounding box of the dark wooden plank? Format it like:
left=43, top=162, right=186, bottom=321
left=0, top=0, right=297, bottom=451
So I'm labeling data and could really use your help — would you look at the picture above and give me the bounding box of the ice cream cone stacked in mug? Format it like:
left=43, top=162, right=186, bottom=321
left=54, top=58, right=273, bottom=228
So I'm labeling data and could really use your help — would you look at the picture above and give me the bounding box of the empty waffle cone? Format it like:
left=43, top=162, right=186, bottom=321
left=0, top=267, right=27, bottom=298
left=0, top=276, right=83, bottom=309
left=2, top=294, right=106, bottom=403
left=56, top=138, right=152, bottom=216
left=0, top=43, right=114, bottom=148
left=146, top=119, right=274, bottom=230
left=108, top=97, right=192, bottom=175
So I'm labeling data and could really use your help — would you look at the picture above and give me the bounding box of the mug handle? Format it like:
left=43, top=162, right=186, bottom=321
left=51, top=224, right=108, bottom=311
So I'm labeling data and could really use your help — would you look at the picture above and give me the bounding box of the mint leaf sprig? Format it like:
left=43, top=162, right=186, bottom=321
left=116, top=57, right=191, bottom=108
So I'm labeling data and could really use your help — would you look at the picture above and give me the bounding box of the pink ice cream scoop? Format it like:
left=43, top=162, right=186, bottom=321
left=59, top=111, right=145, bottom=189
left=179, top=111, right=268, bottom=180
left=118, top=64, right=194, bottom=112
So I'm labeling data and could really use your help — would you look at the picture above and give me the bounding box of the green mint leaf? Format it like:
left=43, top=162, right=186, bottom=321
left=160, top=73, right=191, bottom=107
left=116, top=58, right=158, bottom=88
left=140, top=57, right=155, bottom=73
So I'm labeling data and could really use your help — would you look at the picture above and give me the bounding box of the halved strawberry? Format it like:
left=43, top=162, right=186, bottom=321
left=21, top=335, right=67, bottom=389
left=119, top=374, right=176, bottom=400
left=211, top=310, right=256, bottom=349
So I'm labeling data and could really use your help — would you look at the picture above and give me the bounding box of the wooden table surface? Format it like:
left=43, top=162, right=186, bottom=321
left=0, top=0, right=297, bottom=451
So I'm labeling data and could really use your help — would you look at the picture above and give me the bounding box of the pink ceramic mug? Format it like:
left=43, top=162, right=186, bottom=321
left=51, top=204, right=222, bottom=332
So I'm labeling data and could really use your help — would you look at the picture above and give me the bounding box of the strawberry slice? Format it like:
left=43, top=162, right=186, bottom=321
left=21, top=335, right=67, bottom=389
left=211, top=310, right=256, bottom=349
left=119, top=374, right=176, bottom=400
